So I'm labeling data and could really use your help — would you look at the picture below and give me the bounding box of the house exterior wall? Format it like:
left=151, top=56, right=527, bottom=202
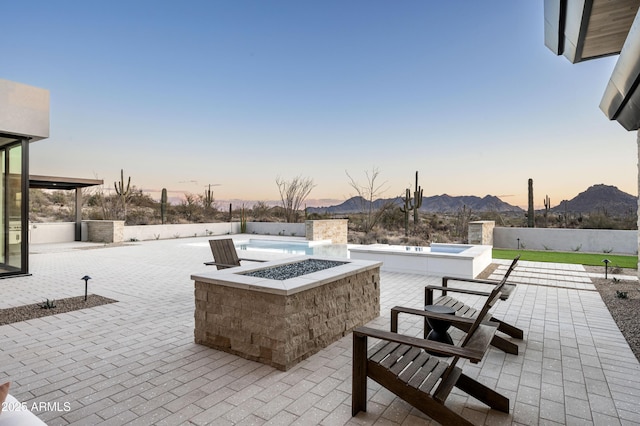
left=0, top=79, right=50, bottom=141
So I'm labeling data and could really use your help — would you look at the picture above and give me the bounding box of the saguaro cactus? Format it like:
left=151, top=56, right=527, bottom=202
left=160, top=188, right=168, bottom=224
left=203, top=184, right=214, bottom=211
left=114, top=169, right=131, bottom=221
left=527, top=178, right=535, bottom=228
left=412, top=171, right=424, bottom=228
left=400, top=188, right=413, bottom=237
left=399, top=171, right=424, bottom=236
left=240, top=205, right=247, bottom=233
left=543, top=194, right=550, bottom=228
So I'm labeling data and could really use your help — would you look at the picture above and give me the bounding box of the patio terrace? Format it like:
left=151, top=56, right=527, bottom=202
left=1, top=237, right=639, bottom=425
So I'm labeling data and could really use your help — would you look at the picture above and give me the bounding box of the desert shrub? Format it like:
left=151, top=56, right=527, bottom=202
left=582, top=212, right=615, bottom=229
left=126, top=207, right=155, bottom=225
left=251, top=201, right=272, bottom=221
left=380, top=208, right=404, bottom=229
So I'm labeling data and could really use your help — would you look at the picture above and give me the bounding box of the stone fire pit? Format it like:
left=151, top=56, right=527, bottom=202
left=192, top=256, right=381, bottom=371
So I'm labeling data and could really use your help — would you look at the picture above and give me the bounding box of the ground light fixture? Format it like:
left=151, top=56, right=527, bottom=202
left=602, top=259, right=610, bottom=279
left=81, top=275, right=91, bottom=301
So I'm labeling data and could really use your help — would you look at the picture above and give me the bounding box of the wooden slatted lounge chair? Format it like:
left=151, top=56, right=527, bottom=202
left=203, top=238, right=267, bottom=269
left=391, top=256, right=522, bottom=355
left=352, top=278, right=510, bottom=425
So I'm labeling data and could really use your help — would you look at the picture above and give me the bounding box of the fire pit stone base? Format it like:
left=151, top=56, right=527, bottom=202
left=192, top=257, right=381, bottom=370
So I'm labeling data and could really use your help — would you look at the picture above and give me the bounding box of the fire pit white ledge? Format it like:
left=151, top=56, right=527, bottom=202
left=191, top=256, right=381, bottom=371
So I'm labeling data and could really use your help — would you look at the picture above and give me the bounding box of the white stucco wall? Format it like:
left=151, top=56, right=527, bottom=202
left=123, top=222, right=241, bottom=241
left=29, top=222, right=76, bottom=244
left=0, top=79, right=50, bottom=141
left=494, top=227, right=637, bottom=254
left=245, top=222, right=305, bottom=236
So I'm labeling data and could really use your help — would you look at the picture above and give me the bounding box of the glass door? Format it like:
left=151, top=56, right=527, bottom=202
left=0, top=135, right=28, bottom=276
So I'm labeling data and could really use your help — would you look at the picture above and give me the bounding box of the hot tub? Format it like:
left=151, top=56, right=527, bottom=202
left=348, top=243, right=492, bottom=278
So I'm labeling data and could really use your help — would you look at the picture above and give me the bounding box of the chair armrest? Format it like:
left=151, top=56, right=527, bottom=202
left=443, top=276, right=500, bottom=286
left=427, top=285, right=493, bottom=297
left=203, top=261, right=237, bottom=268
left=425, top=285, right=493, bottom=305
left=391, top=305, right=482, bottom=332
left=204, top=258, right=267, bottom=267
left=353, top=326, right=492, bottom=363
left=443, top=277, right=516, bottom=300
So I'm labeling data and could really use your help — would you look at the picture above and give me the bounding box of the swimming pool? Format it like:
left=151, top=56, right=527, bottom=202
left=235, top=239, right=348, bottom=258
left=195, top=239, right=490, bottom=277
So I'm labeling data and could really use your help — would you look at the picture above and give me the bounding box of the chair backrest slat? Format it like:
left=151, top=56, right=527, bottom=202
left=500, top=255, right=520, bottom=284
left=209, top=239, right=241, bottom=269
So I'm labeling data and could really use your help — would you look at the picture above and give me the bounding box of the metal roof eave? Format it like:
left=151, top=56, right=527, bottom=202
left=29, top=175, right=104, bottom=190
left=544, top=0, right=590, bottom=63
left=600, top=9, right=640, bottom=131
left=544, top=0, right=640, bottom=64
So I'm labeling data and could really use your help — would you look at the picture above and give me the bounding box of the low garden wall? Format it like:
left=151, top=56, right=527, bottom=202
left=28, top=221, right=308, bottom=243
left=29, top=222, right=78, bottom=244
left=30, top=220, right=638, bottom=256
left=493, top=227, right=637, bottom=255
left=124, top=222, right=240, bottom=241
left=245, top=222, right=305, bottom=237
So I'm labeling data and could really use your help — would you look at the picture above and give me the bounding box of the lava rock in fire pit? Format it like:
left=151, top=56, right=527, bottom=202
left=243, top=259, right=347, bottom=280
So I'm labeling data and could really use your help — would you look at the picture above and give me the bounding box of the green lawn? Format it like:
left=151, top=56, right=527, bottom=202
left=492, top=249, right=637, bottom=269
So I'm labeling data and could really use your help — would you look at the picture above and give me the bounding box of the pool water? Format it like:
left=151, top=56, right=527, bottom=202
left=236, top=239, right=315, bottom=255
left=236, top=239, right=348, bottom=258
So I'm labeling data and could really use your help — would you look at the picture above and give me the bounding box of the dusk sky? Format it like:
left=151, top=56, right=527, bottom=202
left=3, top=1, right=636, bottom=208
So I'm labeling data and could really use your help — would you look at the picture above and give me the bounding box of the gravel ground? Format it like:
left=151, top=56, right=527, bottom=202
left=589, top=272, right=640, bottom=361
left=0, top=295, right=117, bottom=326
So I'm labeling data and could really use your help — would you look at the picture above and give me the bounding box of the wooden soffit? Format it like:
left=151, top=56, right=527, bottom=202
left=545, top=0, right=640, bottom=63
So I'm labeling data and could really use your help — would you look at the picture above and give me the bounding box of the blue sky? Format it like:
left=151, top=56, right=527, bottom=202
left=3, top=1, right=635, bottom=208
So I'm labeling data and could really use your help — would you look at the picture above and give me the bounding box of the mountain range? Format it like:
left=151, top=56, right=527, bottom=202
left=307, top=194, right=522, bottom=214
left=306, top=184, right=637, bottom=216
left=551, top=184, right=637, bottom=217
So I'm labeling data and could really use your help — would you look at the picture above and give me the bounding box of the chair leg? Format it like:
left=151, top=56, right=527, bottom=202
left=352, top=333, right=368, bottom=416
left=491, top=318, right=524, bottom=339
left=448, top=321, right=519, bottom=355
left=456, top=373, right=510, bottom=413
left=423, top=317, right=432, bottom=339
left=490, top=335, right=519, bottom=355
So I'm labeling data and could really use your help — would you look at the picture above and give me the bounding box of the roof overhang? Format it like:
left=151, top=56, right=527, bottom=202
left=0, top=79, right=50, bottom=142
left=545, top=0, right=640, bottom=131
left=545, top=0, right=640, bottom=63
left=29, top=175, right=103, bottom=190
left=600, top=10, right=640, bottom=130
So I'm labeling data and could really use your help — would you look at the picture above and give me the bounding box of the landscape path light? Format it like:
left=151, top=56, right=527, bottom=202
left=81, top=275, right=91, bottom=301
left=602, top=259, right=610, bottom=279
